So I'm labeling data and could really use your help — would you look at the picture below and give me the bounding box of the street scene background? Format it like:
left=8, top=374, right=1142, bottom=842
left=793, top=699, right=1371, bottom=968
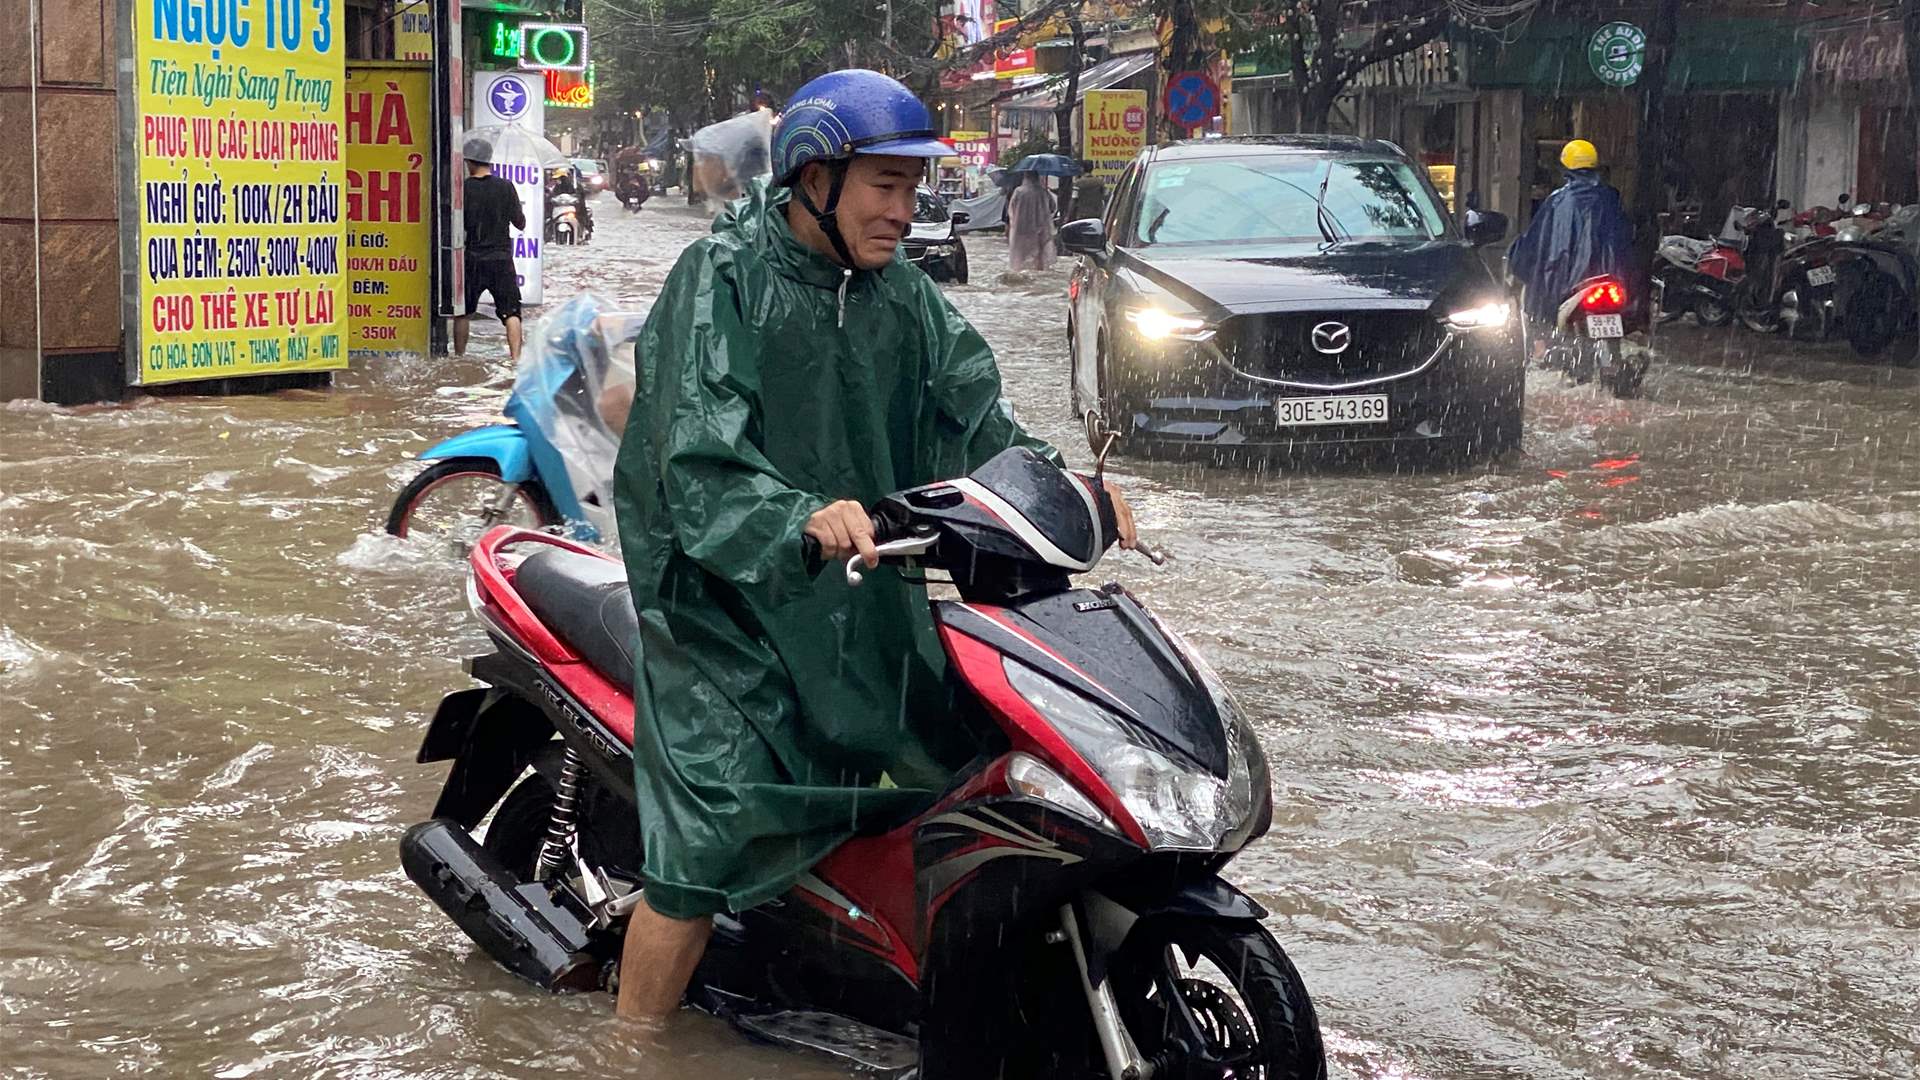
left=3, top=197, right=1916, bottom=1078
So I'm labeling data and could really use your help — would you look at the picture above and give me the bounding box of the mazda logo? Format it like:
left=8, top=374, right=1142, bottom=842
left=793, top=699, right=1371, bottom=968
left=1310, top=321, right=1352, bottom=355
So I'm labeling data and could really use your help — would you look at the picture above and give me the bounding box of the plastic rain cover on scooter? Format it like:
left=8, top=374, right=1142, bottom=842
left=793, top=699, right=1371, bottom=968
left=506, top=294, right=647, bottom=544
left=685, top=110, right=775, bottom=203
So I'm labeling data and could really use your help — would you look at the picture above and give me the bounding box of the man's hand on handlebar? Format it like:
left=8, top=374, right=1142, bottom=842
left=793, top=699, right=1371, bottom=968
left=805, top=500, right=880, bottom=568
left=1105, top=482, right=1138, bottom=550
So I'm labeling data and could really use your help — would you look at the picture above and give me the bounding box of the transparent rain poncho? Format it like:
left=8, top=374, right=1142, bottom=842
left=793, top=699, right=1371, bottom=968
left=507, top=294, right=649, bottom=544
left=684, top=110, right=775, bottom=203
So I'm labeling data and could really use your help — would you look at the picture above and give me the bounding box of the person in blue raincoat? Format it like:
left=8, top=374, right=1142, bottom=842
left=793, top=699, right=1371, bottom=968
left=609, top=70, right=1139, bottom=1021
left=1507, top=139, right=1635, bottom=345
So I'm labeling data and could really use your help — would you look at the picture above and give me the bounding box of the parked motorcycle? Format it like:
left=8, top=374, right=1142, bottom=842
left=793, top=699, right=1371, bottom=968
left=1535, top=274, right=1644, bottom=398
left=1730, top=208, right=1839, bottom=341
left=1831, top=204, right=1919, bottom=362
left=385, top=296, right=644, bottom=550
left=397, top=433, right=1327, bottom=1079
left=1652, top=233, right=1742, bottom=326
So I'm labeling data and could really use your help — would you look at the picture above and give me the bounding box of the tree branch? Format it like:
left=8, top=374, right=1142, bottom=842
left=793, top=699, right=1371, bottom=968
left=1333, top=8, right=1450, bottom=90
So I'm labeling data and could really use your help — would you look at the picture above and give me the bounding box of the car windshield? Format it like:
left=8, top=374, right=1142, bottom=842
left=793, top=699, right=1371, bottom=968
left=915, top=190, right=948, bottom=222
left=574, top=160, right=602, bottom=175
left=1133, top=155, right=1450, bottom=246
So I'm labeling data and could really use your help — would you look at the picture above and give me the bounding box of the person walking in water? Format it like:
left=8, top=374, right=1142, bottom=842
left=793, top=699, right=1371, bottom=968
left=1005, top=172, right=1058, bottom=273
left=452, top=154, right=527, bottom=362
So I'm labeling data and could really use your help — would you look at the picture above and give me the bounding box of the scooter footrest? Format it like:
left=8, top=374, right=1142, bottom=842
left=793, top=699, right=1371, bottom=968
left=732, top=1010, right=918, bottom=1073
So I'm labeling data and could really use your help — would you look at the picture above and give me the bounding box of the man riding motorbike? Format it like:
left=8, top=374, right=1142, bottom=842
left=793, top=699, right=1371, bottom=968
left=1507, top=138, right=1635, bottom=355
left=608, top=69, right=1138, bottom=1022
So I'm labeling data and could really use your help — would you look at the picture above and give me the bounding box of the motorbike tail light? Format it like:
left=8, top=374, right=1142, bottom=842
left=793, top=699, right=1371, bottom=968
left=1579, top=279, right=1628, bottom=314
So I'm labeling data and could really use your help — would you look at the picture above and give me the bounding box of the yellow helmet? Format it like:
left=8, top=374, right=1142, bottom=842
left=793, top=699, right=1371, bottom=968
left=1561, top=139, right=1599, bottom=170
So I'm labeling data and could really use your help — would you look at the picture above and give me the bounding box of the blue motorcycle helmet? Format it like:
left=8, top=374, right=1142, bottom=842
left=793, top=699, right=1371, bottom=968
left=772, top=69, right=952, bottom=268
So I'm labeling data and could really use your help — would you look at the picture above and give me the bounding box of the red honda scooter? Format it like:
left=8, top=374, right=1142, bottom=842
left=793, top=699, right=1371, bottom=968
left=400, top=438, right=1325, bottom=1079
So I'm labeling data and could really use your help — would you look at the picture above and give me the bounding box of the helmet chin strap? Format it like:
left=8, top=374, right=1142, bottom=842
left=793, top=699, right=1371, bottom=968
left=791, top=159, right=860, bottom=270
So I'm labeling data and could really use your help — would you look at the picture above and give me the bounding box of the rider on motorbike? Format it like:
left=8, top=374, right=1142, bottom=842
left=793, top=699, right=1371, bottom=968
left=1507, top=138, right=1635, bottom=352
left=607, top=69, right=1138, bottom=1021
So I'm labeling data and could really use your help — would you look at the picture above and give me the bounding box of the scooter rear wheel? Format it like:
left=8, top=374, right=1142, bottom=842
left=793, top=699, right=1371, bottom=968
left=1116, top=918, right=1326, bottom=1080
left=386, top=457, right=559, bottom=546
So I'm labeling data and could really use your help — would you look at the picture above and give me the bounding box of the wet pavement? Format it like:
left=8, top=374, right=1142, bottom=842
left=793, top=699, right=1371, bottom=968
left=3, top=194, right=1916, bottom=1079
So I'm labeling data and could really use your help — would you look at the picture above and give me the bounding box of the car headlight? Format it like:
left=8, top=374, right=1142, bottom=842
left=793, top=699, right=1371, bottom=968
left=1124, top=305, right=1214, bottom=342
left=1445, top=300, right=1512, bottom=331
left=1003, top=657, right=1251, bottom=851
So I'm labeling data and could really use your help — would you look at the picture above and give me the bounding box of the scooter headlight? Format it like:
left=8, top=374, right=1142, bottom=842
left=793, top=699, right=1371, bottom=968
left=1003, top=658, right=1247, bottom=851
left=1169, top=634, right=1271, bottom=850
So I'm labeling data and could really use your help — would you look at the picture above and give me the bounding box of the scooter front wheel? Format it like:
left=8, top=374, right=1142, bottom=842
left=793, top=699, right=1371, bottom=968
left=386, top=457, right=559, bottom=546
left=1115, top=917, right=1326, bottom=1080
left=1693, top=293, right=1734, bottom=327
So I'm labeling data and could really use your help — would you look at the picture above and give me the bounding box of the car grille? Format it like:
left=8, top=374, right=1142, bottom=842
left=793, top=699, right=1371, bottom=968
left=1219, top=311, right=1446, bottom=383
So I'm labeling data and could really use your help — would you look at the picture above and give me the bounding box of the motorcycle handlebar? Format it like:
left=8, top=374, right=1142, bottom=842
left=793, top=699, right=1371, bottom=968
left=799, top=512, right=895, bottom=567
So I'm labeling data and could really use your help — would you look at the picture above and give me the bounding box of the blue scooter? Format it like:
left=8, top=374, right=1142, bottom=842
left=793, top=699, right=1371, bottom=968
left=385, top=296, right=645, bottom=549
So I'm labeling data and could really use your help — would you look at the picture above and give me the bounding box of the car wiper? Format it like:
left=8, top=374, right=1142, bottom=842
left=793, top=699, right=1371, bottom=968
left=1146, top=205, right=1171, bottom=243
left=1313, top=161, right=1343, bottom=245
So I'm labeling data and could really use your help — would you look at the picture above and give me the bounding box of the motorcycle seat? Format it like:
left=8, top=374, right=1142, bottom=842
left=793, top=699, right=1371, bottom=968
left=1659, top=236, right=1716, bottom=264
left=515, top=548, right=639, bottom=695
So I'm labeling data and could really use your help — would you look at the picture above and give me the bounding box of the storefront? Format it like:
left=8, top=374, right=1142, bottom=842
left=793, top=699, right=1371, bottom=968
left=1777, top=19, right=1916, bottom=210
left=1462, top=14, right=1804, bottom=235
left=994, top=50, right=1157, bottom=160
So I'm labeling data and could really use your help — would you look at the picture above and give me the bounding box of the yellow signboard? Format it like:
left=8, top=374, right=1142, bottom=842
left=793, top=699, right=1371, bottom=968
left=395, top=1, right=434, bottom=61
left=132, top=1, right=346, bottom=384
left=345, top=65, right=431, bottom=356
left=1082, top=90, right=1148, bottom=182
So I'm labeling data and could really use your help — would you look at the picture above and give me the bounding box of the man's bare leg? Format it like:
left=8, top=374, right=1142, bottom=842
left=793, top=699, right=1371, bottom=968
left=616, top=902, right=712, bottom=1019
left=505, top=315, right=524, bottom=363
left=452, top=315, right=470, bottom=356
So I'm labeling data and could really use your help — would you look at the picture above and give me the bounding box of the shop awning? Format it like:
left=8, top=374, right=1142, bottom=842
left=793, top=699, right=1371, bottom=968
left=997, top=51, right=1156, bottom=112
left=1465, top=17, right=1806, bottom=91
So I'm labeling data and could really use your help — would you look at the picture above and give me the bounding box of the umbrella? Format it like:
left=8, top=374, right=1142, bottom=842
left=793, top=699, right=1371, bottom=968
left=1009, top=154, right=1083, bottom=178
left=462, top=122, right=570, bottom=168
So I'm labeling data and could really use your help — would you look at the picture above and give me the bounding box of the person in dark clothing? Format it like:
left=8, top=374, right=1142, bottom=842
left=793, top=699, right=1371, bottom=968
left=1507, top=138, right=1634, bottom=354
left=454, top=157, right=528, bottom=361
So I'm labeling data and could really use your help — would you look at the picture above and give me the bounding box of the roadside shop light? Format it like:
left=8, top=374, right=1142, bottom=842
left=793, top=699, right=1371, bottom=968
left=1445, top=300, right=1512, bottom=331
left=1124, top=306, right=1213, bottom=342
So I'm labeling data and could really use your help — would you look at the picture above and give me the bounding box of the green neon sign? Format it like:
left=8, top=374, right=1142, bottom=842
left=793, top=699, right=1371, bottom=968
left=482, top=16, right=523, bottom=60
left=516, top=22, right=588, bottom=72
left=528, top=28, right=575, bottom=67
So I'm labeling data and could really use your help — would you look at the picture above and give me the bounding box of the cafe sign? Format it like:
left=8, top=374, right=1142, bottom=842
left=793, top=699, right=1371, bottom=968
left=1587, top=22, right=1647, bottom=87
left=1808, top=23, right=1907, bottom=84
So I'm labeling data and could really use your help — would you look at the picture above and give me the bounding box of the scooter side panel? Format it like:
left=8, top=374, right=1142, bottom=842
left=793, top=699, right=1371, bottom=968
left=913, top=795, right=1140, bottom=1079
left=419, top=424, right=536, bottom=483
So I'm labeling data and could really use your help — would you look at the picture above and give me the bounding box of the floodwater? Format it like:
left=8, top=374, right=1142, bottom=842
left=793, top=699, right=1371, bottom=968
left=3, top=197, right=1916, bottom=1080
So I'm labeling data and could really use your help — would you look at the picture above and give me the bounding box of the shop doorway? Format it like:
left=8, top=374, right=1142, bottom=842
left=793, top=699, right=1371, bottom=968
left=1857, top=103, right=1918, bottom=204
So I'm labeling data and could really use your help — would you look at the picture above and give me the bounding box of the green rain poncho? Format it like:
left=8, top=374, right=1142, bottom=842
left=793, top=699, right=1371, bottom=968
left=613, top=179, right=1059, bottom=919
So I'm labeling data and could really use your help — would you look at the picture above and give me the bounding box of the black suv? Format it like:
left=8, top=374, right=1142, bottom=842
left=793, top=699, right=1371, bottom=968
left=1063, top=136, right=1521, bottom=458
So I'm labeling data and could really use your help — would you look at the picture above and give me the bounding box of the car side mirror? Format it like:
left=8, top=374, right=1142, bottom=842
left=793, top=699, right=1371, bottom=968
left=1058, top=218, right=1108, bottom=256
left=1465, top=210, right=1509, bottom=246
left=949, top=210, right=970, bottom=226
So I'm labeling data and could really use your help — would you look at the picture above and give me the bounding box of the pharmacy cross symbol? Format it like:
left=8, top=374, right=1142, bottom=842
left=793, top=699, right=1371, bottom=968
left=489, top=78, right=530, bottom=121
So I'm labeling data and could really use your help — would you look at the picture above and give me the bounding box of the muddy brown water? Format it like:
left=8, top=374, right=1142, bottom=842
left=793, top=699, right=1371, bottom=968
left=3, top=201, right=1916, bottom=1079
